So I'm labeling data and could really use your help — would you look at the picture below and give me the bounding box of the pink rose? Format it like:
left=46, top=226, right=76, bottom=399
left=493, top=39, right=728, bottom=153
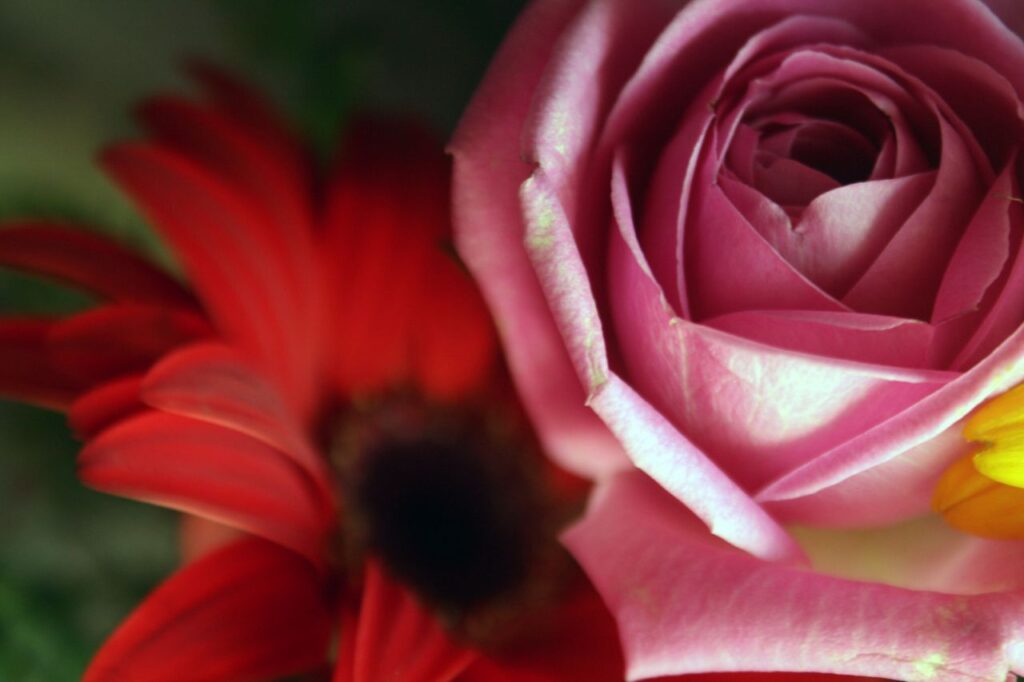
left=451, top=0, right=1024, bottom=679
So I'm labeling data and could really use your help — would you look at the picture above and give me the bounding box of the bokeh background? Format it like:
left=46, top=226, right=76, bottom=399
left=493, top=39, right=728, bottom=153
left=0, top=1, right=524, bottom=678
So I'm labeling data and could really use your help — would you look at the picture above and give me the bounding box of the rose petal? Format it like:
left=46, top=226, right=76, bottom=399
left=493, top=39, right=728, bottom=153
left=762, top=425, right=969, bottom=526
left=791, top=513, right=1024, bottom=595
left=521, top=170, right=611, bottom=394
left=717, top=172, right=934, bottom=297
left=749, top=155, right=841, bottom=207
left=702, top=309, right=934, bottom=368
left=983, top=0, right=1024, bottom=39
left=716, top=48, right=934, bottom=182
left=757, top=324, right=1024, bottom=502
left=948, top=170, right=1024, bottom=370
left=642, top=15, right=872, bottom=312
left=881, top=44, right=1024, bottom=170
left=565, top=470, right=1024, bottom=680
left=843, top=118, right=988, bottom=319
left=588, top=374, right=805, bottom=564
left=600, top=161, right=805, bottom=562
left=602, top=0, right=1024, bottom=158
left=451, top=0, right=638, bottom=479
left=522, top=0, right=678, bottom=277
left=611, top=155, right=955, bottom=490
left=927, top=158, right=1021, bottom=369
left=684, top=138, right=847, bottom=317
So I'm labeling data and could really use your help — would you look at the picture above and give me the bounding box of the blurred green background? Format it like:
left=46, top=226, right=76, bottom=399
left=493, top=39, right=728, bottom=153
left=0, top=1, right=523, bottom=678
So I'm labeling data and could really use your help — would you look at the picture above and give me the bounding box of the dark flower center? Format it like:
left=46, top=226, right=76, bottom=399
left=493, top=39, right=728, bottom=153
left=353, top=436, right=532, bottom=612
left=326, top=394, right=573, bottom=636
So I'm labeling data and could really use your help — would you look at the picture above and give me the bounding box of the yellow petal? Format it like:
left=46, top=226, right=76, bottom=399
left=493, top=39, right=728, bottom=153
left=933, top=453, right=1024, bottom=539
left=973, top=431, right=1024, bottom=487
left=964, top=383, right=1024, bottom=441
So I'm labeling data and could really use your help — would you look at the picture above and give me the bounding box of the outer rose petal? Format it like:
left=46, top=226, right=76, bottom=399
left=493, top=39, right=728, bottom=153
left=565, top=471, right=1024, bottom=681
left=791, top=514, right=1024, bottom=596
left=588, top=374, right=804, bottom=564
left=450, top=0, right=629, bottom=479
left=84, top=538, right=331, bottom=682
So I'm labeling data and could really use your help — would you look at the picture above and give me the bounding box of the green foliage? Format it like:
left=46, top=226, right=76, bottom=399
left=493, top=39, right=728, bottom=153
left=0, top=404, right=178, bottom=678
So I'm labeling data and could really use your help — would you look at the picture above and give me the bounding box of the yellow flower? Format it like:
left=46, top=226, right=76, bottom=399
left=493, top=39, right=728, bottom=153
left=933, top=384, right=1024, bottom=538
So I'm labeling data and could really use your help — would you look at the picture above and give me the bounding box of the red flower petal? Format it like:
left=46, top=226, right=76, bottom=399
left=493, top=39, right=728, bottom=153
left=142, top=342, right=334, bottom=509
left=0, top=317, right=80, bottom=408
left=136, top=95, right=321, bottom=409
left=79, top=411, right=330, bottom=563
left=101, top=142, right=309, bottom=403
left=137, top=95, right=314, bottom=242
left=458, top=583, right=624, bottom=682
left=49, top=303, right=211, bottom=385
left=413, top=251, right=496, bottom=401
left=0, top=221, right=194, bottom=306
left=321, top=118, right=456, bottom=395
left=334, top=561, right=478, bottom=682
left=185, top=60, right=311, bottom=194
left=84, top=537, right=331, bottom=682
left=68, top=374, right=145, bottom=438
left=178, top=515, right=247, bottom=564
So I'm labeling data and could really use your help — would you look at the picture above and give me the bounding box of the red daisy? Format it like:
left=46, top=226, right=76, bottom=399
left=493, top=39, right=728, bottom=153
left=0, top=64, right=623, bottom=682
